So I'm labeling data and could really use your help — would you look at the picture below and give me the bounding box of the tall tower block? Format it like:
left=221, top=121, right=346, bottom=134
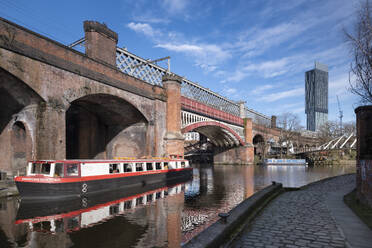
left=305, top=62, right=328, bottom=131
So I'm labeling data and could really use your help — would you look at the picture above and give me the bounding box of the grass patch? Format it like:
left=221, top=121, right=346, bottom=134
left=344, top=189, right=372, bottom=230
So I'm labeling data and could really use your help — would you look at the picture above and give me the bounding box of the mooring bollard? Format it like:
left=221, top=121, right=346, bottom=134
left=218, top=212, right=230, bottom=223
left=272, top=181, right=276, bottom=185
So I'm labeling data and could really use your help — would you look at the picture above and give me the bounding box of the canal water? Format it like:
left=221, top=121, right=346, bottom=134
left=0, top=164, right=355, bottom=248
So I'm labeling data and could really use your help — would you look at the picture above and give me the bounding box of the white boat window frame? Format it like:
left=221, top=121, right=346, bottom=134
left=109, top=163, right=120, bottom=174
left=135, top=162, right=145, bottom=172
left=29, top=162, right=53, bottom=177
left=146, top=162, right=153, bottom=171
left=163, top=162, right=169, bottom=170
left=65, top=163, right=80, bottom=177
left=54, top=163, right=64, bottom=177
left=123, top=163, right=134, bottom=173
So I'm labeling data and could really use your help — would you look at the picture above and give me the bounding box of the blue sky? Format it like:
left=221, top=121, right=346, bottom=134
left=0, top=0, right=361, bottom=126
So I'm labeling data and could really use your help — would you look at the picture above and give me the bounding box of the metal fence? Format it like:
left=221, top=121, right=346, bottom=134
left=70, top=40, right=270, bottom=122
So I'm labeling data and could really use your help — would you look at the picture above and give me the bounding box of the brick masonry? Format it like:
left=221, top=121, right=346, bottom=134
left=0, top=18, right=168, bottom=175
left=0, top=17, right=320, bottom=173
left=355, top=105, right=372, bottom=207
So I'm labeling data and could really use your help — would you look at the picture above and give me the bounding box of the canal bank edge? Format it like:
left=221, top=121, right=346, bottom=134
left=183, top=173, right=358, bottom=248
left=0, top=180, right=18, bottom=198
left=183, top=182, right=284, bottom=248
left=284, top=172, right=356, bottom=191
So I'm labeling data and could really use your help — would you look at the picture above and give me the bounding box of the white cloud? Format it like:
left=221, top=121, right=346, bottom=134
left=133, top=16, right=170, bottom=24
left=127, top=22, right=161, bottom=37
left=225, top=87, right=237, bottom=94
left=156, top=42, right=231, bottom=71
left=292, top=107, right=305, bottom=114
left=162, top=0, right=188, bottom=13
left=251, top=84, right=275, bottom=95
left=221, top=70, right=248, bottom=83
left=244, top=58, right=290, bottom=78
left=261, top=88, right=304, bottom=102
left=259, top=0, right=307, bottom=17
left=235, top=22, right=304, bottom=58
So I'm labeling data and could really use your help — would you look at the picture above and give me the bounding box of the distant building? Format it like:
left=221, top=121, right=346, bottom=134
left=184, top=132, right=200, bottom=141
left=305, top=62, right=328, bottom=131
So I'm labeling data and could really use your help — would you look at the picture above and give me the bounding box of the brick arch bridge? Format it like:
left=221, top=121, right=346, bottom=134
left=0, top=18, right=319, bottom=175
left=182, top=121, right=245, bottom=147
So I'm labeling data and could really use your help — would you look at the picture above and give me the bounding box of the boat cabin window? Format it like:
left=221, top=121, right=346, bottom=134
left=110, top=164, right=119, bottom=173
left=123, top=163, right=132, bottom=172
left=67, top=216, right=79, bottom=230
left=54, top=163, right=64, bottom=177
left=109, top=204, right=120, bottom=215
left=31, top=163, right=51, bottom=175
left=146, top=163, right=153, bottom=171
left=155, top=162, right=161, bottom=170
left=55, top=219, right=64, bottom=232
left=31, top=163, right=40, bottom=174
left=41, top=163, right=51, bottom=174
left=136, top=196, right=143, bottom=205
left=181, top=161, right=185, bottom=168
left=66, top=164, right=79, bottom=177
left=164, top=162, right=169, bottom=170
left=156, top=192, right=162, bottom=199
left=135, top=163, right=143, bottom=172
left=124, top=200, right=132, bottom=210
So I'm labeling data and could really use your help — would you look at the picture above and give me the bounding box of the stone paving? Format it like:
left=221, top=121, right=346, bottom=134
left=229, top=174, right=356, bottom=248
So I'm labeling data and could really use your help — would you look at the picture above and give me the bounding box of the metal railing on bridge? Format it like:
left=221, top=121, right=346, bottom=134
left=116, top=47, right=271, bottom=124
left=317, top=133, right=356, bottom=150
left=117, top=46, right=242, bottom=116
left=70, top=39, right=270, bottom=123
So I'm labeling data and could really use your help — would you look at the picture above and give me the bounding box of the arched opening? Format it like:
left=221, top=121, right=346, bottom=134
left=299, top=144, right=304, bottom=152
left=11, top=122, right=31, bottom=175
left=182, top=121, right=243, bottom=164
left=66, top=94, right=148, bottom=159
left=253, top=134, right=265, bottom=155
left=0, top=68, right=43, bottom=175
left=293, top=142, right=298, bottom=153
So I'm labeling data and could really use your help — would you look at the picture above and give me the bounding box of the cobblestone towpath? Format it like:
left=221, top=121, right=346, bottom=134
left=229, top=174, right=371, bottom=248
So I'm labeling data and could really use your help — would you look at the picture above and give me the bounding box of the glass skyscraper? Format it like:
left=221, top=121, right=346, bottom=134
left=305, top=62, right=328, bottom=131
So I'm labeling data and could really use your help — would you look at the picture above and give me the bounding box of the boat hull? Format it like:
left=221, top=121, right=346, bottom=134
left=16, top=168, right=192, bottom=201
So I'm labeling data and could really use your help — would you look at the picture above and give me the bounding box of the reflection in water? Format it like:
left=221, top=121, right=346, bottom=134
left=0, top=163, right=355, bottom=247
left=181, top=163, right=355, bottom=242
left=1, top=182, right=187, bottom=248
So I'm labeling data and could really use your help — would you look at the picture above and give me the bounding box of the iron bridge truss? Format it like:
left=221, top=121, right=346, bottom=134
left=69, top=39, right=271, bottom=123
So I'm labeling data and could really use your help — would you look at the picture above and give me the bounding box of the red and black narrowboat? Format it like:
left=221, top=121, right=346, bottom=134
left=15, top=157, right=192, bottom=200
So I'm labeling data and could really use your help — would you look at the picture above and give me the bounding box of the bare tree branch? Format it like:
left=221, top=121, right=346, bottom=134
left=345, top=0, right=372, bottom=104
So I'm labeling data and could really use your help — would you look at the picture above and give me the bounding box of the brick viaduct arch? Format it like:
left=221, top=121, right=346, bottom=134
left=182, top=121, right=245, bottom=147
left=66, top=93, right=149, bottom=159
left=0, top=18, right=174, bottom=175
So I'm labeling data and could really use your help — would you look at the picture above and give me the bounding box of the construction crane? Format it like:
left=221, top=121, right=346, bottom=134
left=336, top=95, right=343, bottom=133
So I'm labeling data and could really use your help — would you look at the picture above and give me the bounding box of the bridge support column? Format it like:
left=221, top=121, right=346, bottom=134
left=242, top=118, right=254, bottom=164
left=35, top=103, right=66, bottom=160
left=355, top=105, right=372, bottom=208
left=166, top=189, right=183, bottom=247
left=163, top=74, right=184, bottom=157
